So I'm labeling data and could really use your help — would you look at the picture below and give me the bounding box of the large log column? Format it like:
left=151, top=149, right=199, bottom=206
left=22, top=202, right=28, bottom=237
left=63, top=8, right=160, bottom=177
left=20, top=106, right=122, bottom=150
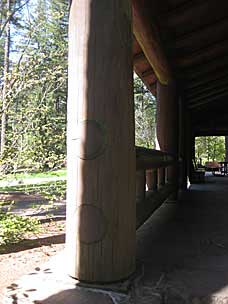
left=179, top=98, right=188, bottom=190
left=156, top=81, right=179, bottom=197
left=66, top=0, right=135, bottom=283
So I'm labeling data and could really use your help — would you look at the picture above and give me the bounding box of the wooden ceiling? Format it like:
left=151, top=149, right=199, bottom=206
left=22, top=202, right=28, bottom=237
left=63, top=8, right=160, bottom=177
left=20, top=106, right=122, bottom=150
left=133, top=0, right=228, bottom=134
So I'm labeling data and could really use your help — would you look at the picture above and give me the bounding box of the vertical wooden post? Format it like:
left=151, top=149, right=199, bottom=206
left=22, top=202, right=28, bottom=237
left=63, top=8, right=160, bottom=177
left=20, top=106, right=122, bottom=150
left=179, top=97, right=188, bottom=190
left=157, top=81, right=179, bottom=197
left=146, top=169, right=158, bottom=191
left=136, top=170, right=146, bottom=201
left=66, top=0, right=135, bottom=283
left=158, top=167, right=166, bottom=188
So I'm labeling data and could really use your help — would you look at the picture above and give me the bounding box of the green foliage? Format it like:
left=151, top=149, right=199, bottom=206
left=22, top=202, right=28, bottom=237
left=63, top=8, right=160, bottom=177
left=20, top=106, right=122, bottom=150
left=195, top=136, right=226, bottom=164
left=0, top=0, right=68, bottom=173
left=38, top=180, right=66, bottom=202
left=0, top=211, right=40, bottom=245
left=134, top=75, right=156, bottom=148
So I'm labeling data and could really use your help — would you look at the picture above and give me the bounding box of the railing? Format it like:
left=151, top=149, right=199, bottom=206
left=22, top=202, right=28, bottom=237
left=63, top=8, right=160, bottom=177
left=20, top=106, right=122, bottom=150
left=136, top=146, right=177, bottom=228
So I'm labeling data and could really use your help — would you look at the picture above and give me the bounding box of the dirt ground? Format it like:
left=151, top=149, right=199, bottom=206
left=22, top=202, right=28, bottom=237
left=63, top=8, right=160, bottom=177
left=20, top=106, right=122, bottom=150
left=0, top=193, right=66, bottom=297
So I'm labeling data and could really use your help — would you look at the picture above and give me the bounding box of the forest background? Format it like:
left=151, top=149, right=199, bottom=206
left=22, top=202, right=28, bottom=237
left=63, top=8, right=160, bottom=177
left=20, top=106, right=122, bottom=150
left=0, top=0, right=227, bottom=176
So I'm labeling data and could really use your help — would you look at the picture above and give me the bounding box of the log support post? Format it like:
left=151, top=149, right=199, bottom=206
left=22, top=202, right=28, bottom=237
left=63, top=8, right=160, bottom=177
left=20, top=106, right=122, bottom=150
left=136, top=170, right=146, bottom=201
left=158, top=167, right=166, bottom=188
left=185, top=114, right=194, bottom=184
left=157, top=81, right=179, bottom=199
left=179, top=98, right=188, bottom=190
left=66, top=0, right=135, bottom=283
left=146, top=169, right=158, bottom=191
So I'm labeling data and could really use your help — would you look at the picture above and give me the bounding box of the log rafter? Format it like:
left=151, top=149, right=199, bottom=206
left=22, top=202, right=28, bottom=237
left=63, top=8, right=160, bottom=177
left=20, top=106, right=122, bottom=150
left=189, top=90, right=228, bottom=109
left=132, top=0, right=171, bottom=85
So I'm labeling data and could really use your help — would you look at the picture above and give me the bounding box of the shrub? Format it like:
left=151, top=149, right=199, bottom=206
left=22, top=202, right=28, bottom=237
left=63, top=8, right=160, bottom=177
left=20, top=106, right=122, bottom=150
left=0, top=212, right=40, bottom=245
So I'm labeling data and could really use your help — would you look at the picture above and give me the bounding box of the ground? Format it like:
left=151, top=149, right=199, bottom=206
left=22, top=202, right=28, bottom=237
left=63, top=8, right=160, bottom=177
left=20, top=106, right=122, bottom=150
left=2, top=173, right=228, bottom=303
left=0, top=190, right=66, bottom=297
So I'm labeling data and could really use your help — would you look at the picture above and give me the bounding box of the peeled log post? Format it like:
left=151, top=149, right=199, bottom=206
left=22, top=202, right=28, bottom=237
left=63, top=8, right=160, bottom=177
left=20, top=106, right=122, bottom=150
left=136, top=170, right=146, bottom=201
left=66, top=0, right=135, bottom=283
left=146, top=169, right=158, bottom=191
left=158, top=167, right=166, bottom=188
left=157, top=81, right=179, bottom=197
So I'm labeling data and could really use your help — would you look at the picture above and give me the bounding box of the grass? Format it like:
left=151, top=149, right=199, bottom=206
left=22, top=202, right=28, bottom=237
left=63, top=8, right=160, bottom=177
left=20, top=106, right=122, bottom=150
left=0, top=180, right=66, bottom=195
left=0, top=170, right=67, bottom=245
left=0, top=168, right=66, bottom=182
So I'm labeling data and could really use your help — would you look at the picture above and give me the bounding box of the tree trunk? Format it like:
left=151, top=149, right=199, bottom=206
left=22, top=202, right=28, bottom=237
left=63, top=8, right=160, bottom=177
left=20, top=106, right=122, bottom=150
left=1, top=0, right=11, bottom=157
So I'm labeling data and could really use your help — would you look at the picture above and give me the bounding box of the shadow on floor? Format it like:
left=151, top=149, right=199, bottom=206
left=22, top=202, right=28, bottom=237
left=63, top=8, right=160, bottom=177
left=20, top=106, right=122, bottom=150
left=136, top=175, right=228, bottom=302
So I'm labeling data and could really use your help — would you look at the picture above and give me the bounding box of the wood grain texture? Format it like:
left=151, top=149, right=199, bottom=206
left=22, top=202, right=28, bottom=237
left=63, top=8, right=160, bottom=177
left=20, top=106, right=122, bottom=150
left=156, top=81, right=179, bottom=191
left=66, top=0, right=135, bottom=283
left=131, top=0, right=171, bottom=84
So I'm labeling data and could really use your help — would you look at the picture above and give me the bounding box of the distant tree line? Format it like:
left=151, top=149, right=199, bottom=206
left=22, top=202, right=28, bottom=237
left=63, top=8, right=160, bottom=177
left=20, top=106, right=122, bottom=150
left=195, top=136, right=227, bottom=164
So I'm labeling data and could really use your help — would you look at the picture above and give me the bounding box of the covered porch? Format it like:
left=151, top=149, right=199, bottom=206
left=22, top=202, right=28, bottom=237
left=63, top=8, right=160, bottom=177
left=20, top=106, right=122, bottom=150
left=3, top=0, right=228, bottom=303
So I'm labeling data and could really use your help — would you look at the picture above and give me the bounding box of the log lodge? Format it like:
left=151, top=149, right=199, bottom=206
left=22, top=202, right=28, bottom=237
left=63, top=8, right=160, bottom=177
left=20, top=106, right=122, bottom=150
left=66, top=0, right=228, bottom=283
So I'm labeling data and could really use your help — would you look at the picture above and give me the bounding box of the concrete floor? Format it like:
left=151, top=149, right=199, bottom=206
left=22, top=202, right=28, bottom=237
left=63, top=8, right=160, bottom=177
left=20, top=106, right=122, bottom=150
left=3, top=174, right=228, bottom=303
left=136, top=174, right=228, bottom=303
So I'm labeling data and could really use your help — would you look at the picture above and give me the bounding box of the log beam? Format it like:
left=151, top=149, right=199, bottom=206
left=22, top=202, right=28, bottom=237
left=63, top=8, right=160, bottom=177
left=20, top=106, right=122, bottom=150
left=186, top=78, right=228, bottom=98
left=180, top=56, right=228, bottom=81
left=67, top=0, right=135, bottom=283
left=184, top=71, right=228, bottom=90
left=132, top=0, right=171, bottom=84
left=188, top=87, right=228, bottom=105
left=175, top=39, right=228, bottom=68
left=189, top=91, right=228, bottom=109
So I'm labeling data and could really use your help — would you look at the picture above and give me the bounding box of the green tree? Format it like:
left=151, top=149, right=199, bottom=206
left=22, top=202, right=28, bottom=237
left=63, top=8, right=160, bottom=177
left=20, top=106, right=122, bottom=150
left=195, top=136, right=225, bottom=164
left=0, top=0, right=68, bottom=172
left=134, top=75, right=156, bottom=148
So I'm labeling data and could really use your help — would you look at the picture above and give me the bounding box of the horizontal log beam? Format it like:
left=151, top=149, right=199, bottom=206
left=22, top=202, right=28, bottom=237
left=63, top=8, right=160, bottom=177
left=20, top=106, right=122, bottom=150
left=142, top=68, right=156, bottom=79
left=189, top=90, right=228, bottom=109
left=186, top=78, right=228, bottom=99
left=132, top=0, right=171, bottom=84
left=136, top=146, right=174, bottom=170
left=159, top=0, right=228, bottom=37
left=181, top=57, right=228, bottom=81
left=184, top=71, right=228, bottom=90
left=133, top=52, right=146, bottom=64
left=175, top=39, right=228, bottom=68
left=195, top=129, right=228, bottom=136
left=136, top=183, right=175, bottom=229
left=188, top=87, right=228, bottom=104
left=172, top=17, right=228, bottom=53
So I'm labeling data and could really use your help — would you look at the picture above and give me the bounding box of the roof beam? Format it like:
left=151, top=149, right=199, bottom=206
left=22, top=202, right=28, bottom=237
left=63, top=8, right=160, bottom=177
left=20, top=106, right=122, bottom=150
left=133, top=52, right=146, bottom=65
left=172, top=17, right=228, bottom=53
left=141, top=69, right=155, bottom=78
left=188, top=87, right=228, bottom=104
left=184, top=71, right=228, bottom=90
left=159, top=0, right=228, bottom=37
left=180, top=57, right=228, bottom=81
left=132, top=0, right=171, bottom=85
left=175, top=39, right=228, bottom=68
left=189, top=90, right=228, bottom=109
left=186, top=78, right=228, bottom=98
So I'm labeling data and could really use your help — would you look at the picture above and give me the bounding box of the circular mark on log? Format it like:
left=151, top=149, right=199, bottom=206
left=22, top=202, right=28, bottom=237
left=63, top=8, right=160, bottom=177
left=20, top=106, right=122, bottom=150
left=75, top=120, right=107, bottom=160
left=77, top=205, right=107, bottom=244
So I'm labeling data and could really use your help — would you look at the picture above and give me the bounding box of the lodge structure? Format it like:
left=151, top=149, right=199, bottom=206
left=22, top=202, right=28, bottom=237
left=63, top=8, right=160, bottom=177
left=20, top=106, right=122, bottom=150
left=66, top=0, right=228, bottom=283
